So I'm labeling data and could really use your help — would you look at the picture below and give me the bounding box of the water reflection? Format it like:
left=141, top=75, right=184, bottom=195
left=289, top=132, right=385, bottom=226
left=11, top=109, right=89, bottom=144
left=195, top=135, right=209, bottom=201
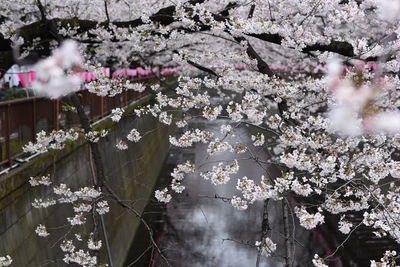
left=156, top=120, right=285, bottom=267
left=125, top=119, right=391, bottom=267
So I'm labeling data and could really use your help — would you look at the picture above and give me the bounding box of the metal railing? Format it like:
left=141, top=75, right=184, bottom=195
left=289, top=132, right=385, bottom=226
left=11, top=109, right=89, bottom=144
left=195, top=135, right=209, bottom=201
left=0, top=78, right=152, bottom=168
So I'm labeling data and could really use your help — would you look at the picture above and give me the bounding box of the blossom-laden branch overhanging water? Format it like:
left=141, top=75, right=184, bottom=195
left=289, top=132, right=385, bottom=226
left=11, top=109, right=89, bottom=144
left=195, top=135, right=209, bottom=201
left=2, top=0, right=400, bottom=266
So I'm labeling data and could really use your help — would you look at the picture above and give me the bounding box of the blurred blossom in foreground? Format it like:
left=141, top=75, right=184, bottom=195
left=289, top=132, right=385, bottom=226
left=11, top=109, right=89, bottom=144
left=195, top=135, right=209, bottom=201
left=0, top=255, right=12, bottom=266
left=377, top=0, right=400, bottom=22
left=32, top=40, right=83, bottom=99
left=363, top=111, right=400, bottom=135
left=327, top=59, right=400, bottom=136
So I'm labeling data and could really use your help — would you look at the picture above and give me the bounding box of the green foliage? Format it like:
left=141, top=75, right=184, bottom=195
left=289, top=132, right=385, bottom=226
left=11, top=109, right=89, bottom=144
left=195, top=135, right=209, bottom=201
left=1, top=87, right=34, bottom=100
left=0, top=139, right=25, bottom=162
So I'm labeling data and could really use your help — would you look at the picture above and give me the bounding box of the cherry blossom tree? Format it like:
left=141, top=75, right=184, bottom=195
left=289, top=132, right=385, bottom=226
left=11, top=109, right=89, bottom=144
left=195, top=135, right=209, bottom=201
left=1, top=0, right=400, bottom=266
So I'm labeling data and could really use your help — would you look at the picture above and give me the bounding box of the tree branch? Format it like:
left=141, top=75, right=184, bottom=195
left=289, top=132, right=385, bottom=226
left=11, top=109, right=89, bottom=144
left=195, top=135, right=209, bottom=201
left=234, top=36, right=274, bottom=76
left=104, top=0, right=110, bottom=26
left=256, top=199, right=270, bottom=267
left=36, top=0, right=47, bottom=21
left=283, top=200, right=294, bottom=267
left=186, top=59, right=221, bottom=77
left=103, top=182, right=172, bottom=267
left=248, top=4, right=256, bottom=19
left=1, top=0, right=361, bottom=71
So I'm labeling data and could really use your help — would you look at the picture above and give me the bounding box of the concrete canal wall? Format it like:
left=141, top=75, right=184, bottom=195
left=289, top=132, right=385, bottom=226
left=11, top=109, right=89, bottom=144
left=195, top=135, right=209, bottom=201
left=0, top=95, right=171, bottom=266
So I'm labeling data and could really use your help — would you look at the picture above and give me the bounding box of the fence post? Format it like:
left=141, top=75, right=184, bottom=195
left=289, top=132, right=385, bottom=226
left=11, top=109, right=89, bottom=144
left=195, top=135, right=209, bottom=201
left=101, top=96, right=104, bottom=117
left=32, top=98, right=37, bottom=141
left=54, top=100, right=60, bottom=130
left=5, top=104, right=11, bottom=166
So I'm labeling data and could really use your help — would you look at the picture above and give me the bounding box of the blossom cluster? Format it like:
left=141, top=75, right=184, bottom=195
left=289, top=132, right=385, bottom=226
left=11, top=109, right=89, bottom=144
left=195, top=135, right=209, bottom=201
left=111, top=108, right=124, bottom=122
left=200, top=160, right=239, bottom=185
left=29, top=175, right=52, bottom=187
left=255, top=237, right=277, bottom=257
left=0, top=255, right=12, bottom=267
left=155, top=161, right=196, bottom=202
left=29, top=177, right=109, bottom=265
left=85, top=130, right=108, bottom=143
left=87, top=73, right=146, bottom=97
left=23, top=129, right=80, bottom=154
left=170, top=129, right=213, bottom=147
left=32, top=183, right=108, bottom=230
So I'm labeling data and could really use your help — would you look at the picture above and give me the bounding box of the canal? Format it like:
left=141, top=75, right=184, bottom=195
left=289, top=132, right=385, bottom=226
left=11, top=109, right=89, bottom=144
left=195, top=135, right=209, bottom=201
left=124, top=120, right=319, bottom=267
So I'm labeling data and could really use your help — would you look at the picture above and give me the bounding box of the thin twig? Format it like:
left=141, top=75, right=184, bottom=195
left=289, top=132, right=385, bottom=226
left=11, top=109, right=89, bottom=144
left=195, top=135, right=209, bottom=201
left=103, top=182, right=172, bottom=267
left=126, top=244, right=153, bottom=267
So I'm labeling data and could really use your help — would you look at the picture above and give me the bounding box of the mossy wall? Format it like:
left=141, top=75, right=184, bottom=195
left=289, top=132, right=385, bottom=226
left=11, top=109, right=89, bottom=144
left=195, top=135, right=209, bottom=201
left=0, top=100, right=171, bottom=267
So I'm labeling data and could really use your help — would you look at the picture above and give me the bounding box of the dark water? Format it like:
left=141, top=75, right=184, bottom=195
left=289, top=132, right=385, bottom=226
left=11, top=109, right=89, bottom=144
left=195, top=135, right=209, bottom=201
left=125, top=120, right=316, bottom=267
left=124, top=119, right=400, bottom=267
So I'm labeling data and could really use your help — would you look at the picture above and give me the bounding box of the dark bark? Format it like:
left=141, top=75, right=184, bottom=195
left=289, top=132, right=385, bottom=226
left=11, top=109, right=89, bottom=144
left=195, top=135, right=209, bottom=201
left=256, top=199, right=270, bottom=267
left=186, top=59, right=221, bottom=77
left=0, top=0, right=363, bottom=71
left=233, top=36, right=274, bottom=77
left=283, top=200, right=294, bottom=267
